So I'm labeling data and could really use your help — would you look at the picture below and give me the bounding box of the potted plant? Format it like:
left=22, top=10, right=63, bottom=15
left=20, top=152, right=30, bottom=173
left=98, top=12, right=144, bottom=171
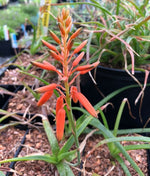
left=0, top=25, right=16, bottom=57
left=72, top=0, right=150, bottom=129
left=1, top=9, right=150, bottom=176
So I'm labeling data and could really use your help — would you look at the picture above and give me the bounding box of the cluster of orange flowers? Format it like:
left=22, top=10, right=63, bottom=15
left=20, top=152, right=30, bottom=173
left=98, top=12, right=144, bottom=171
left=32, top=8, right=99, bottom=141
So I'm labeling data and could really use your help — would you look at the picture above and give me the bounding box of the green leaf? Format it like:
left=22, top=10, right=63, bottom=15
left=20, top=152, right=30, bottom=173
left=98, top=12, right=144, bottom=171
left=56, top=161, right=75, bottom=176
left=42, top=116, right=60, bottom=155
left=22, top=81, right=40, bottom=100
left=0, top=154, right=57, bottom=164
left=90, top=118, right=145, bottom=176
left=113, top=98, right=127, bottom=137
left=18, top=70, right=49, bottom=85
left=124, top=144, right=150, bottom=151
left=116, top=0, right=121, bottom=15
left=0, top=122, right=20, bottom=132
left=56, top=2, right=111, bottom=16
left=115, top=155, right=132, bottom=176
left=58, top=150, right=77, bottom=162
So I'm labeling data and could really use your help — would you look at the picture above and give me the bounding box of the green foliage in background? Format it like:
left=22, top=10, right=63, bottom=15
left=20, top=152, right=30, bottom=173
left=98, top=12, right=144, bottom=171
left=0, top=4, right=38, bottom=29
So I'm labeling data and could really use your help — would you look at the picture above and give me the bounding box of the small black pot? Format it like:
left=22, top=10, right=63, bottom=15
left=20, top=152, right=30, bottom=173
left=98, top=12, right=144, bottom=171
left=0, top=40, right=15, bottom=56
left=0, top=85, right=18, bottom=109
left=0, top=85, right=55, bottom=125
left=0, top=4, right=7, bottom=9
left=80, top=66, right=150, bottom=129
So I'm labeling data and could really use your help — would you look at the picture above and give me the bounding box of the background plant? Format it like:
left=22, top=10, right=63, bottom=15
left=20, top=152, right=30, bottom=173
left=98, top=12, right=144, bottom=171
left=66, top=0, right=150, bottom=73
left=0, top=4, right=39, bottom=29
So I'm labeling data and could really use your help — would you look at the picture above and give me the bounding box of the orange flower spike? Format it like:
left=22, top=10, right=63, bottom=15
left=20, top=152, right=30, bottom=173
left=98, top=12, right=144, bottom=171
left=37, top=91, right=53, bottom=106
left=41, top=40, right=58, bottom=52
left=70, top=28, right=82, bottom=40
left=74, top=92, right=98, bottom=118
left=49, top=30, right=61, bottom=44
left=56, top=108, right=66, bottom=141
left=72, top=52, right=85, bottom=67
left=31, top=61, right=57, bottom=72
left=73, top=40, right=88, bottom=54
left=35, top=83, right=58, bottom=93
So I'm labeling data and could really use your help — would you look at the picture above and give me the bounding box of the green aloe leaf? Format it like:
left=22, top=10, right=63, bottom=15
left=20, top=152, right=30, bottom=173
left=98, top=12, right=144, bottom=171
left=0, top=154, right=57, bottom=164
left=90, top=118, right=145, bottom=176
left=56, top=161, right=75, bottom=176
left=58, top=149, right=77, bottom=162
left=18, top=70, right=49, bottom=85
left=42, top=116, right=60, bottom=155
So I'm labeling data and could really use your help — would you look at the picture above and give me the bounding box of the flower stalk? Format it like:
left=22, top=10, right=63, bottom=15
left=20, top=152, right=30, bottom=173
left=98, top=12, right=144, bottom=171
left=32, top=8, right=99, bottom=166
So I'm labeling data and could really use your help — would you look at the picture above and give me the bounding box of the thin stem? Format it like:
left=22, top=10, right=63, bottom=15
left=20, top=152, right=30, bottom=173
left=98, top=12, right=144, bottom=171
left=62, top=31, right=81, bottom=165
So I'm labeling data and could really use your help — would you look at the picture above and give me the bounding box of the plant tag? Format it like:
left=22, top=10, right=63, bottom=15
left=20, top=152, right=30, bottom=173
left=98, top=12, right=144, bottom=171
left=11, top=33, right=18, bottom=48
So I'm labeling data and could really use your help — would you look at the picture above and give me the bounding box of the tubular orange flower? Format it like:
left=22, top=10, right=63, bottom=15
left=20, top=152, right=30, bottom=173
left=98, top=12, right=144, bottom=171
left=72, top=89, right=97, bottom=118
left=65, top=16, right=72, bottom=27
left=31, top=61, right=57, bottom=72
left=50, top=51, right=62, bottom=62
left=76, top=61, right=99, bottom=72
left=73, top=40, right=88, bottom=54
left=66, top=22, right=72, bottom=33
left=56, top=108, right=66, bottom=141
left=37, top=91, right=53, bottom=106
left=42, top=60, right=62, bottom=76
left=72, top=52, right=85, bottom=67
left=67, top=39, right=74, bottom=52
left=58, top=23, right=65, bottom=36
left=41, top=40, right=58, bottom=52
left=70, top=28, right=82, bottom=40
left=56, top=96, right=64, bottom=114
left=71, top=86, right=78, bottom=103
left=49, top=30, right=61, bottom=44
left=35, top=83, right=58, bottom=93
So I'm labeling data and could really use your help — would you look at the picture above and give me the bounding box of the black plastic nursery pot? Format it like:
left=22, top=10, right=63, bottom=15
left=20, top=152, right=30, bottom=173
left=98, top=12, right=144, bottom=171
left=0, top=40, right=15, bottom=57
left=0, top=85, right=18, bottom=109
left=80, top=65, right=150, bottom=129
left=0, top=4, right=7, bottom=10
left=0, top=85, right=55, bottom=125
